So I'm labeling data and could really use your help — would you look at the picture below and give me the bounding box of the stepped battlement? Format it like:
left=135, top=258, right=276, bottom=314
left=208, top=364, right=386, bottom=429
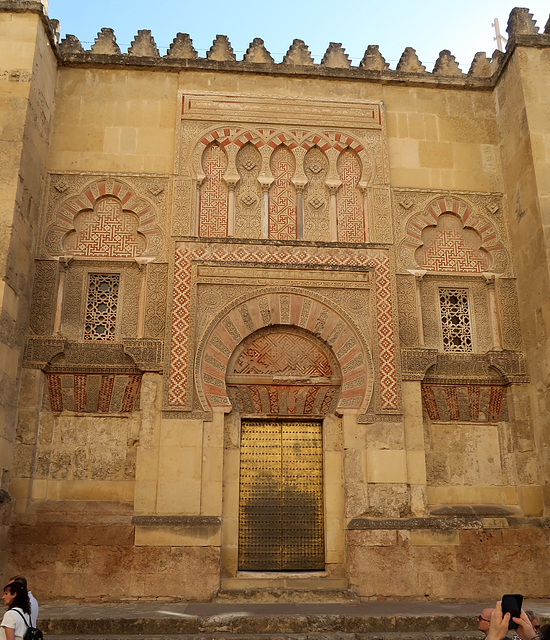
left=2, top=1, right=550, bottom=86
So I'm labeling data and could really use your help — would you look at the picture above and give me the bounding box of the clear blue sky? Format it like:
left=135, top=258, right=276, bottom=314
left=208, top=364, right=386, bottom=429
left=47, top=1, right=549, bottom=71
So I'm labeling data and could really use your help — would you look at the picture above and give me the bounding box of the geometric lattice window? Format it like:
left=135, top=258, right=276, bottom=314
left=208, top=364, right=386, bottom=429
left=439, top=288, right=472, bottom=352
left=84, top=274, right=120, bottom=341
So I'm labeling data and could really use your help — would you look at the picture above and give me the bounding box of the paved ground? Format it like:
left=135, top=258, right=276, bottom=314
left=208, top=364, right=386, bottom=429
left=38, top=600, right=550, bottom=619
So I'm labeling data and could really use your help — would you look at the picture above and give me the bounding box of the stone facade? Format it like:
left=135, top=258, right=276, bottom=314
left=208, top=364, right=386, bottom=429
left=1, top=1, right=550, bottom=601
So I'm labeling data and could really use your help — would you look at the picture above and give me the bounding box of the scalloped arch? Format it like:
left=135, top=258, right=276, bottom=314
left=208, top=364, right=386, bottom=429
left=44, top=178, right=163, bottom=259
left=401, top=196, right=508, bottom=274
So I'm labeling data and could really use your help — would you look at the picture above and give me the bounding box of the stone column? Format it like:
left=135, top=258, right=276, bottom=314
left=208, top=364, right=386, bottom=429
left=402, top=380, right=428, bottom=515
left=409, top=269, right=427, bottom=347
left=133, top=373, right=163, bottom=514
left=483, top=273, right=502, bottom=351
left=52, top=256, right=72, bottom=336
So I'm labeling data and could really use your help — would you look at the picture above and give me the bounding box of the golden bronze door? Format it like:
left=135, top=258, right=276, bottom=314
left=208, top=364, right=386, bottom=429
left=238, top=419, right=324, bottom=571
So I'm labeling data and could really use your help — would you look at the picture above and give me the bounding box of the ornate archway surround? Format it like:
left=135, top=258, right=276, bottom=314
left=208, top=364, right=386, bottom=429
left=167, top=240, right=399, bottom=415
left=196, top=290, right=373, bottom=415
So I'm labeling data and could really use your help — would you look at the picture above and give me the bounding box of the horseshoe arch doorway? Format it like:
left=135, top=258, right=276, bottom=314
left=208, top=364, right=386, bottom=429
left=226, top=326, right=342, bottom=571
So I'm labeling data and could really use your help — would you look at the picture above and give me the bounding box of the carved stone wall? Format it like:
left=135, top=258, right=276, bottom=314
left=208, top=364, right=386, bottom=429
left=394, top=190, right=511, bottom=276
left=42, top=175, right=168, bottom=261
left=29, top=261, right=58, bottom=335
left=168, top=240, right=398, bottom=417
left=177, top=94, right=391, bottom=244
left=62, top=261, right=142, bottom=342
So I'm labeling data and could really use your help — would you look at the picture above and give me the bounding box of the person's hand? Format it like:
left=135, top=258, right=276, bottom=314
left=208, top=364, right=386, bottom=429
left=513, top=610, right=538, bottom=640
left=487, top=601, right=511, bottom=640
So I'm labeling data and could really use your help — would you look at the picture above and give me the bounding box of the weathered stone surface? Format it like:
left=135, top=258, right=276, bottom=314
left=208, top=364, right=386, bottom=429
left=128, top=29, right=159, bottom=57
left=167, top=32, right=197, bottom=59
left=243, top=38, right=274, bottom=64
left=90, top=27, right=120, bottom=54
left=207, top=35, right=236, bottom=61
left=283, top=39, right=314, bottom=65
left=3, top=1, right=550, bottom=604
left=432, top=50, right=462, bottom=76
left=359, top=45, right=389, bottom=71
left=321, top=43, right=350, bottom=69
left=396, top=47, right=426, bottom=73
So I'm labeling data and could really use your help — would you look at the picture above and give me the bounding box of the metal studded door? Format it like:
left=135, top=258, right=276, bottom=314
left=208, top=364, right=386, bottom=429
left=238, top=420, right=324, bottom=571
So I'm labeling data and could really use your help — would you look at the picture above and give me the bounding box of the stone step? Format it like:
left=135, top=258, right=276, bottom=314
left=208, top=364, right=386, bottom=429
left=215, top=589, right=361, bottom=603
left=39, top=632, right=480, bottom=638
left=39, top=615, right=479, bottom=636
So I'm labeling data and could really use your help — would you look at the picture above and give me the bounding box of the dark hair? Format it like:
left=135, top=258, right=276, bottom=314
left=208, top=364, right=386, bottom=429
left=540, top=625, right=550, bottom=640
left=3, top=582, right=30, bottom=614
left=8, top=575, right=27, bottom=590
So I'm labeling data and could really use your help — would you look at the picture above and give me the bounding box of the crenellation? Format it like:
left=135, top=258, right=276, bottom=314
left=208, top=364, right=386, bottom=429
left=545, top=16, right=550, bottom=34
left=320, top=42, right=351, bottom=69
left=49, top=18, right=59, bottom=43
left=207, top=34, right=236, bottom=62
left=396, top=47, right=426, bottom=74
left=432, top=50, right=463, bottom=76
left=243, top=38, right=274, bottom=64
left=282, top=39, right=315, bottom=66
left=359, top=45, right=390, bottom=71
left=59, top=34, right=84, bottom=55
left=90, top=27, right=121, bottom=55
left=127, top=29, right=160, bottom=58
left=506, top=7, right=539, bottom=40
left=467, top=52, right=492, bottom=78
left=167, top=33, right=198, bottom=59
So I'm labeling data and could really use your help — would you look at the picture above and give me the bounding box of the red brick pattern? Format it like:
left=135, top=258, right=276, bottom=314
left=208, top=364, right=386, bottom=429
left=51, top=179, right=161, bottom=258
left=97, top=375, right=115, bottom=413
left=64, top=197, right=145, bottom=258
left=47, top=374, right=63, bottom=412
left=404, top=196, right=504, bottom=272
left=46, top=373, right=142, bottom=413
left=120, top=374, right=142, bottom=412
left=421, top=383, right=506, bottom=422
left=169, top=242, right=397, bottom=411
left=199, top=143, right=229, bottom=237
left=269, top=146, right=297, bottom=240
left=337, top=149, right=364, bottom=242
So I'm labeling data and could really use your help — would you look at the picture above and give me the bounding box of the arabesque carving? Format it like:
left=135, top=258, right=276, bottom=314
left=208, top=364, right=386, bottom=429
left=195, top=289, right=372, bottom=415
left=394, top=191, right=510, bottom=276
left=169, top=241, right=397, bottom=413
left=42, top=175, right=167, bottom=260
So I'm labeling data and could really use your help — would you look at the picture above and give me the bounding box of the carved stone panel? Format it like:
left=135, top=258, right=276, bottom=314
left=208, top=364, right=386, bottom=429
left=303, top=147, right=330, bottom=242
left=393, top=190, right=511, bottom=277
left=235, top=143, right=262, bottom=239
left=144, top=263, right=168, bottom=339
left=29, top=260, right=57, bottom=335
left=168, top=240, right=399, bottom=417
left=62, top=261, right=142, bottom=342
left=42, top=175, right=168, bottom=261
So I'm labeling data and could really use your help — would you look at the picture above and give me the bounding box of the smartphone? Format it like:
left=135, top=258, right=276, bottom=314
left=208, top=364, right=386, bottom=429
left=502, top=594, right=523, bottom=630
